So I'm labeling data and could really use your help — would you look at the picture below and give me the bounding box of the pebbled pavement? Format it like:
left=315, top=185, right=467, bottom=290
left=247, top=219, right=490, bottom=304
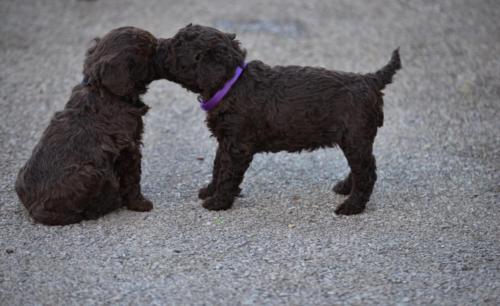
left=1, top=0, right=499, bottom=305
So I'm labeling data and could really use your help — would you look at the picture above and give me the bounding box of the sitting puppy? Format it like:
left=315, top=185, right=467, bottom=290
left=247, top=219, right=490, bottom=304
left=156, top=24, right=401, bottom=215
left=15, top=27, right=161, bottom=225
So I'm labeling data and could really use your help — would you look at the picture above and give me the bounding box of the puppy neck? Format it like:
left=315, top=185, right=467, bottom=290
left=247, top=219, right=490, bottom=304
left=81, top=75, right=148, bottom=111
left=199, top=64, right=247, bottom=111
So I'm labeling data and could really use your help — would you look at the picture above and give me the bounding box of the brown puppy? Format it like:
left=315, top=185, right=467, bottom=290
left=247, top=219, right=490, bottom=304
left=156, top=24, right=401, bottom=215
left=16, top=27, right=161, bottom=225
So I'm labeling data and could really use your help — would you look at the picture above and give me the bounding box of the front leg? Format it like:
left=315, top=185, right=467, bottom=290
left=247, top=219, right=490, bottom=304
left=333, top=172, right=352, bottom=195
left=116, top=147, right=153, bottom=212
left=198, top=146, right=221, bottom=199
left=202, top=142, right=253, bottom=210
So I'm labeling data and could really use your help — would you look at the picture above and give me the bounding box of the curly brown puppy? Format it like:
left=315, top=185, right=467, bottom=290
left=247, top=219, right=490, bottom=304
left=15, top=27, right=161, bottom=225
left=156, top=24, right=401, bottom=215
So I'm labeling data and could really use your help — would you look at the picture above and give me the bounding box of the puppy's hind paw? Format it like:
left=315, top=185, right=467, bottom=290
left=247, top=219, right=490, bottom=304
left=202, top=196, right=233, bottom=211
left=127, top=198, right=153, bottom=212
left=334, top=200, right=365, bottom=215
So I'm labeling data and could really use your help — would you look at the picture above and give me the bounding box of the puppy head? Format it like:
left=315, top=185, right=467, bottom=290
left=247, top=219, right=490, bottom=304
left=156, top=24, right=246, bottom=96
left=84, top=27, right=159, bottom=97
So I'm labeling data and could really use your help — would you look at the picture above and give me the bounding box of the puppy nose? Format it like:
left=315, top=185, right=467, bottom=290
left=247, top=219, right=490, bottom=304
left=154, top=39, right=172, bottom=76
left=156, top=39, right=171, bottom=59
left=158, top=38, right=172, bottom=50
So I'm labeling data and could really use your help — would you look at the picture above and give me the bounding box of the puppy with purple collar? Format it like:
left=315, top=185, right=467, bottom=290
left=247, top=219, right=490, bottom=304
left=156, top=24, right=401, bottom=215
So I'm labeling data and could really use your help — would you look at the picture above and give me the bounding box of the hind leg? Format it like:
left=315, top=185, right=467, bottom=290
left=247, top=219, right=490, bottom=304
left=84, top=177, right=123, bottom=219
left=116, top=148, right=153, bottom=212
left=29, top=203, right=84, bottom=226
left=333, top=172, right=352, bottom=195
left=335, top=141, right=377, bottom=215
left=28, top=186, right=121, bottom=226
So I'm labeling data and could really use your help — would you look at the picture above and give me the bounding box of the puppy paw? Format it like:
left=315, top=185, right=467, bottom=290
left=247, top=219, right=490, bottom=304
left=333, top=180, right=351, bottom=195
left=202, top=196, right=233, bottom=211
left=199, top=185, right=242, bottom=200
left=198, top=184, right=215, bottom=200
left=127, top=198, right=153, bottom=212
left=334, top=199, right=365, bottom=215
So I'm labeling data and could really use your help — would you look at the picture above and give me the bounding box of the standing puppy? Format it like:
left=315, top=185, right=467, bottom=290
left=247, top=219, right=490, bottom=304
left=157, top=24, right=401, bottom=215
left=16, top=27, right=161, bottom=225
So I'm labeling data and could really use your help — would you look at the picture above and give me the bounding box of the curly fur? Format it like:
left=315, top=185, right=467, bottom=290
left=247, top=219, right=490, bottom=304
left=15, top=27, right=161, bottom=225
left=157, top=24, right=401, bottom=215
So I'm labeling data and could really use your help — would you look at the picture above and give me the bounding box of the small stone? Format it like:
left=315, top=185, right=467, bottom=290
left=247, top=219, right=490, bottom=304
left=288, top=224, right=296, bottom=229
left=196, top=156, right=204, bottom=161
left=5, top=249, right=14, bottom=254
left=461, top=265, right=473, bottom=271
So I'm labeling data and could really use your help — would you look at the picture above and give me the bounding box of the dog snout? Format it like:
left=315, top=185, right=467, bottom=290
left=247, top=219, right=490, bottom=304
left=154, top=38, right=172, bottom=77
left=156, top=38, right=172, bottom=60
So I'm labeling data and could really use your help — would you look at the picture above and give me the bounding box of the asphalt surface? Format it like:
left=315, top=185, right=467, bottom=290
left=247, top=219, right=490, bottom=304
left=1, top=0, right=499, bottom=305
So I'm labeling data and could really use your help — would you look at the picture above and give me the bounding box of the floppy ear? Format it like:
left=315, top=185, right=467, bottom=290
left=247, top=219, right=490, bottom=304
left=196, top=47, right=229, bottom=91
left=95, top=55, right=134, bottom=96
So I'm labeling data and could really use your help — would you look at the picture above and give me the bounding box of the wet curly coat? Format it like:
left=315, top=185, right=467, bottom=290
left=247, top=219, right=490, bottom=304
left=15, top=27, right=160, bottom=225
left=157, top=24, right=401, bottom=215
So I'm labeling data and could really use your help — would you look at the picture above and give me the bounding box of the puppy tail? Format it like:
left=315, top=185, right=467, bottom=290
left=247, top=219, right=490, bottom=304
left=373, top=48, right=401, bottom=90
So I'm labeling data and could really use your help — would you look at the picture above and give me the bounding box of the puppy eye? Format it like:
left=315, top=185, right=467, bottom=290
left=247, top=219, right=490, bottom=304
left=195, top=53, right=202, bottom=61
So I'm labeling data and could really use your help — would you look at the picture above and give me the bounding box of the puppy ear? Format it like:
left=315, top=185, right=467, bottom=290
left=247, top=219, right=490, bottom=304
left=95, top=55, right=134, bottom=96
left=226, top=33, right=236, bottom=40
left=196, top=47, right=229, bottom=91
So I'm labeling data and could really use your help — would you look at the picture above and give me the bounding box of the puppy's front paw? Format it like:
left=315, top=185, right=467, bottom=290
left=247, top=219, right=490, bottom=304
left=198, top=184, right=215, bottom=200
left=202, top=196, right=233, bottom=211
left=333, top=180, right=351, bottom=195
left=127, top=198, right=153, bottom=212
left=199, top=185, right=242, bottom=199
left=334, top=199, right=365, bottom=215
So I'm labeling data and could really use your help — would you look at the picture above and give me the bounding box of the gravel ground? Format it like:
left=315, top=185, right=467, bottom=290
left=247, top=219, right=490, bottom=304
left=1, top=0, right=499, bottom=305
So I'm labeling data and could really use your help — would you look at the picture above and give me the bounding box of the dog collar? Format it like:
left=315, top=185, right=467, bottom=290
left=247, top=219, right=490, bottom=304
left=200, top=63, right=247, bottom=112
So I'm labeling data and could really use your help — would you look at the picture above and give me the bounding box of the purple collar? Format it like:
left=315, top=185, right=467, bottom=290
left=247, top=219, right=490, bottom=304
left=200, top=63, right=246, bottom=111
